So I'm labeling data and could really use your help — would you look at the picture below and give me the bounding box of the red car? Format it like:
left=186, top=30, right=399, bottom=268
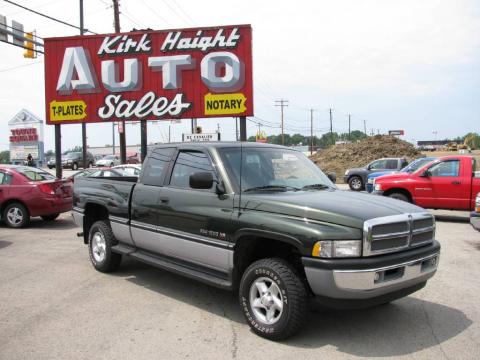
left=373, top=155, right=480, bottom=211
left=0, top=165, right=72, bottom=228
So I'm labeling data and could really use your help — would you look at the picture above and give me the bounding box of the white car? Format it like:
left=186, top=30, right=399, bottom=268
left=96, top=155, right=120, bottom=167
left=113, top=164, right=142, bottom=176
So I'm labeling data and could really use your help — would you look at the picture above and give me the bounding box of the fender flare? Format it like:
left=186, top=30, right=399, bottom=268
left=232, top=228, right=304, bottom=252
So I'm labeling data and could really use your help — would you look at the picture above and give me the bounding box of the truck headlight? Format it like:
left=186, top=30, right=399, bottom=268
left=374, top=183, right=382, bottom=191
left=368, top=178, right=374, bottom=184
left=312, top=240, right=362, bottom=258
left=344, top=170, right=349, bottom=175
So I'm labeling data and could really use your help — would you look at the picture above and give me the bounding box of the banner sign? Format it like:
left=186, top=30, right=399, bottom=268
left=388, top=130, right=405, bottom=136
left=44, top=25, right=253, bottom=125
left=182, top=133, right=221, bottom=142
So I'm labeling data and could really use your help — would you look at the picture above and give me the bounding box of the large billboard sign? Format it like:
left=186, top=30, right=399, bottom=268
left=44, top=25, right=253, bottom=125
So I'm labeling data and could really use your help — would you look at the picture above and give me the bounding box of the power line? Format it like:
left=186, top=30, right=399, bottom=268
left=0, top=59, right=43, bottom=73
left=275, top=99, right=289, bottom=145
left=139, top=0, right=173, bottom=27
left=2, top=0, right=97, bottom=34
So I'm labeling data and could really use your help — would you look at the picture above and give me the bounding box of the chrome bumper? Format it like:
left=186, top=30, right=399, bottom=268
left=305, top=252, right=439, bottom=299
left=471, top=212, right=480, bottom=231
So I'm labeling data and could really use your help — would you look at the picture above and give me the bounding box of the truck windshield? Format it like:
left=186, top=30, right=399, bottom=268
left=220, top=147, right=335, bottom=192
left=401, top=158, right=435, bottom=173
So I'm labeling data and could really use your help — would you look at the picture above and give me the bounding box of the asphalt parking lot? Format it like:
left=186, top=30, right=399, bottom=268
left=1, top=209, right=479, bottom=359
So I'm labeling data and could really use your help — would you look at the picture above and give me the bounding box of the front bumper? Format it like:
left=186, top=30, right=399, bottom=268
left=471, top=212, right=480, bottom=231
left=303, top=241, right=440, bottom=303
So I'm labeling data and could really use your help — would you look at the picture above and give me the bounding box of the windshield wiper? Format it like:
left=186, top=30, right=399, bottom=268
left=301, top=183, right=331, bottom=190
left=243, top=185, right=300, bottom=192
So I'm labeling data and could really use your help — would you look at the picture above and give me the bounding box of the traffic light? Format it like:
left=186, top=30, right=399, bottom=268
left=23, top=31, right=35, bottom=59
left=195, top=126, right=202, bottom=134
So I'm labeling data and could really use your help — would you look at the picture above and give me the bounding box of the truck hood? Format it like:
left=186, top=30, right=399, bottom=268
left=346, top=167, right=367, bottom=174
left=241, top=189, right=425, bottom=229
left=375, top=172, right=413, bottom=182
left=368, top=170, right=397, bottom=179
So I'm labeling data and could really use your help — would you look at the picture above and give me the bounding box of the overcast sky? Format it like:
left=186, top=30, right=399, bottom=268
left=0, top=0, right=479, bottom=152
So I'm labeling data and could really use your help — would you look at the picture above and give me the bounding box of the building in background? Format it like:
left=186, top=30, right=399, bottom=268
left=8, top=109, right=44, bottom=166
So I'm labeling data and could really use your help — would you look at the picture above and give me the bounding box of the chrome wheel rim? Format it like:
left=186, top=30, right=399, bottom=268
left=6, top=207, right=23, bottom=225
left=91, top=231, right=106, bottom=263
left=249, top=277, right=284, bottom=325
left=351, top=178, right=362, bottom=190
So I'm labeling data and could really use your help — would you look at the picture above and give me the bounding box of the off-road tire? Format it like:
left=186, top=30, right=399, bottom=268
left=41, top=213, right=60, bottom=221
left=3, top=202, right=30, bottom=228
left=388, top=192, right=410, bottom=202
left=88, top=220, right=122, bottom=273
left=239, top=258, right=308, bottom=341
left=348, top=176, right=363, bottom=191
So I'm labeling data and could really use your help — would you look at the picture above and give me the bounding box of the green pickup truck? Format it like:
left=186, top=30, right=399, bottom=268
left=72, top=142, right=440, bottom=340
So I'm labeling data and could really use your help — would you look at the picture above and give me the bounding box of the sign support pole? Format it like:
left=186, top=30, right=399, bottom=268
left=79, top=0, right=88, bottom=169
left=55, top=124, right=62, bottom=179
left=140, top=120, right=147, bottom=163
left=239, top=116, right=247, bottom=141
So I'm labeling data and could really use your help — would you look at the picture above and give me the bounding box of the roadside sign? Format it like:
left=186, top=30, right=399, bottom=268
left=44, top=25, right=253, bottom=125
left=182, top=133, right=221, bottom=142
left=389, top=130, right=405, bottom=136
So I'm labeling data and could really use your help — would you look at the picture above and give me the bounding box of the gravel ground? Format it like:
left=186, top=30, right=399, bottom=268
left=0, top=211, right=479, bottom=359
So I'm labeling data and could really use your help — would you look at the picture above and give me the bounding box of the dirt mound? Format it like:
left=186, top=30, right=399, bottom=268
left=310, top=135, right=420, bottom=182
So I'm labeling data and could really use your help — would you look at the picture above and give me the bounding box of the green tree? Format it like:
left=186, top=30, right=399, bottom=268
left=0, top=150, right=10, bottom=164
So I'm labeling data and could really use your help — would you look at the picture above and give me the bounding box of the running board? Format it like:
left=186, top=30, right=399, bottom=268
left=111, top=244, right=233, bottom=290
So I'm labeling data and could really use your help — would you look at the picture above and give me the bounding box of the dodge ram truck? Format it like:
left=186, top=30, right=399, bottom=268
left=72, top=142, right=440, bottom=340
left=373, top=155, right=480, bottom=211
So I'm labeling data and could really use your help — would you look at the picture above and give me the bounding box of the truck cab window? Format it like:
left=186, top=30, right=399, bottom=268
left=170, top=151, right=216, bottom=189
left=428, top=160, right=460, bottom=177
left=141, top=148, right=175, bottom=186
left=386, top=159, right=399, bottom=169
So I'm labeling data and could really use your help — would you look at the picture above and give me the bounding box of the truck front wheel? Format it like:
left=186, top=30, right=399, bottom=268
left=88, top=220, right=122, bottom=273
left=239, top=258, right=307, bottom=340
left=388, top=192, right=410, bottom=202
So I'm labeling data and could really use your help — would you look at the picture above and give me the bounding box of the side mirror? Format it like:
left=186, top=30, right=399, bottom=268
left=189, top=172, right=214, bottom=189
left=420, top=170, right=430, bottom=177
left=327, top=172, right=337, bottom=183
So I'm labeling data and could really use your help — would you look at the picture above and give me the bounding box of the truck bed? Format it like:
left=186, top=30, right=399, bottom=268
left=73, top=176, right=138, bottom=221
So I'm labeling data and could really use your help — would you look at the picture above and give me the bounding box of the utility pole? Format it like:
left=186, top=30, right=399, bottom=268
left=168, top=125, right=171, bottom=143
left=363, top=120, right=367, bottom=136
left=112, top=123, right=115, bottom=154
left=329, top=108, right=333, bottom=146
left=348, top=114, right=351, bottom=141
left=80, top=0, right=88, bottom=169
left=112, top=0, right=126, bottom=164
left=275, top=99, right=288, bottom=145
left=235, top=117, right=238, bottom=141
left=310, top=109, right=314, bottom=155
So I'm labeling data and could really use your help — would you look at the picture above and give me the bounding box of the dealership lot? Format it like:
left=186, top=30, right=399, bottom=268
left=0, top=211, right=479, bottom=359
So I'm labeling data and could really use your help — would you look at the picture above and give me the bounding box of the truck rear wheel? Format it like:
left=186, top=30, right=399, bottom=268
left=88, top=220, right=122, bottom=273
left=239, top=258, right=307, bottom=340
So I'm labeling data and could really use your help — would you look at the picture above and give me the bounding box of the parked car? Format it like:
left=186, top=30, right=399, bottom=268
left=62, top=151, right=95, bottom=170
left=344, top=158, right=408, bottom=191
left=471, top=193, right=480, bottom=231
left=66, top=168, right=125, bottom=183
left=373, top=155, right=480, bottom=210
left=96, top=154, right=120, bottom=167
left=366, top=157, right=437, bottom=193
left=72, top=143, right=440, bottom=340
left=113, top=164, right=141, bottom=176
left=126, top=152, right=140, bottom=164
left=47, top=157, right=56, bottom=169
left=0, top=165, right=72, bottom=228
left=93, top=154, right=104, bottom=166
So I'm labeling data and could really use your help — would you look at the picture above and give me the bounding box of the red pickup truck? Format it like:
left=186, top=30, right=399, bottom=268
left=373, top=155, right=480, bottom=211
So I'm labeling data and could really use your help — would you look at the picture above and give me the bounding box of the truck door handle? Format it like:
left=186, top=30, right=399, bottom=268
left=451, top=181, right=461, bottom=185
left=159, top=196, right=169, bottom=203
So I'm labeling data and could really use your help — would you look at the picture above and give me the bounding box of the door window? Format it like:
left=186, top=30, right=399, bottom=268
left=0, top=172, right=12, bottom=185
left=141, top=148, right=175, bottom=186
left=369, top=160, right=387, bottom=170
left=386, top=159, right=399, bottom=169
left=428, top=160, right=460, bottom=177
left=170, top=151, right=215, bottom=189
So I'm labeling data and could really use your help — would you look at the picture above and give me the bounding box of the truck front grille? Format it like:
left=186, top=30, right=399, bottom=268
left=363, top=213, right=435, bottom=256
